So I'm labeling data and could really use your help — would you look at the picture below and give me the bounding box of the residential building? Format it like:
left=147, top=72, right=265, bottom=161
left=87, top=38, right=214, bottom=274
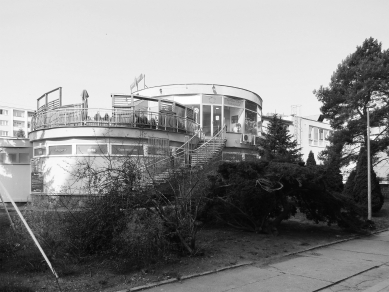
left=0, top=105, right=35, bottom=138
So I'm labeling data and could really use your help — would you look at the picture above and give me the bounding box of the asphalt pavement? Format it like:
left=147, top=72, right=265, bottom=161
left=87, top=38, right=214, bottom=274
left=120, top=230, right=389, bottom=292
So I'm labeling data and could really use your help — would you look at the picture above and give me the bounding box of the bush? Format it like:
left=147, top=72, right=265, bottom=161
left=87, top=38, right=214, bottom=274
left=207, top=160, right=365, bottom=233
left=343, top=148, right=384, bottom=214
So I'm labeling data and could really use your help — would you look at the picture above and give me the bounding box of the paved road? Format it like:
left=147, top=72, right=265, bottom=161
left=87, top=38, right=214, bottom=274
left=131, top=231, right=389, bottom=292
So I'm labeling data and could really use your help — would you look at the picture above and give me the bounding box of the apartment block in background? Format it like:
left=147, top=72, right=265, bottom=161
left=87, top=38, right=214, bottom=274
left=0, top=105, right=35, bottom=138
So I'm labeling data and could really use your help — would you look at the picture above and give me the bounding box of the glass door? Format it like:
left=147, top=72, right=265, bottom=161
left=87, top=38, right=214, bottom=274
left=202, top=105, right=212, bottom=137
left=213, top=105, right=221, bottom=135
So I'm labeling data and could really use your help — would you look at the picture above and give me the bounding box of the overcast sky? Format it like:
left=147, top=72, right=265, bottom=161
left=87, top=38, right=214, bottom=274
left=1, top=0, right=388, bottom=115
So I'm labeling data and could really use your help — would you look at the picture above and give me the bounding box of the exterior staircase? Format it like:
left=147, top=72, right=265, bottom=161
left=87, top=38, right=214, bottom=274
left=144, top=126, right=227, bottom=186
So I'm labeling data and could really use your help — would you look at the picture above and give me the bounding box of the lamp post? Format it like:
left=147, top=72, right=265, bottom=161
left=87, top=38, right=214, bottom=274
left=367, top=108, right=372, bottom=221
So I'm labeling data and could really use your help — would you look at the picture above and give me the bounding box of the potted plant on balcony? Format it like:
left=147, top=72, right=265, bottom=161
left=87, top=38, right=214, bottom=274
left=233, top=123, right=241, bottom=133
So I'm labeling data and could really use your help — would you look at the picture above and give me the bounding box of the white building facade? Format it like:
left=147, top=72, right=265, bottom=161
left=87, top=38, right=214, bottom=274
left=0, top=105, right=35, bottom=138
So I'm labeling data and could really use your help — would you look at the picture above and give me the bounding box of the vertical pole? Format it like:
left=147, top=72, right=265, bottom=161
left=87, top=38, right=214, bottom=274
left=367, top=108, right=372, bottom=221
left=131, top=94, right=134, bottom=125
left=0, top=192, right=16, bottom=232
left=45, top=94, right=48, bottom=109
left=59, top=87, right=62, bottom=107
left=0, top=182, right=59, bottom=279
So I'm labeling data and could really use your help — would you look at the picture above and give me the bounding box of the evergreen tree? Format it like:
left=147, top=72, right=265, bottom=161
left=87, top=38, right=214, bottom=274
left=306, top=151, right=317, bottom=166
left=16, top=129, right=25, bottom=138
left=323, top=154, right=344, bottom=194
left=343, top=147, right=384, bottom=214
left=258, top=114, right=302, bottom=163
left=315, top=38, right=389, bottom=163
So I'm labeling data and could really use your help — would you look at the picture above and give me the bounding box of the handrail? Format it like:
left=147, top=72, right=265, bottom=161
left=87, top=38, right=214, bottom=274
left=31, top=107, right=199, bottom=135
left=144, top=125, right=227, bottom=183
left=194, top=125, right=226, bottom=151
left=145, top=128, right=202, bottom=170
left=190, top=125, right=226, bottom=167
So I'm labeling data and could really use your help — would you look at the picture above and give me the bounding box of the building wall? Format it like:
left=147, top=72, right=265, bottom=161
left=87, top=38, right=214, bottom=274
left=0, top=105, right=34, bottom=138
left=29, top=126, right=199, bottom=197
left=0, top=138, right=32, bottom=202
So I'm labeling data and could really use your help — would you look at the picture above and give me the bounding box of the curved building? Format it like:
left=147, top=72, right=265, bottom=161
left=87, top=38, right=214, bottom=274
left=1, top=84, right=263, bottom=204
left=134, top=83, right=263, bottom=161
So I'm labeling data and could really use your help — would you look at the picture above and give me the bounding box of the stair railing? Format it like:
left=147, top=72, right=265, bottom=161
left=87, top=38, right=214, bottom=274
left=144, top=128, right=203, bottom=181
left=191, top=125, right=226, bottom=167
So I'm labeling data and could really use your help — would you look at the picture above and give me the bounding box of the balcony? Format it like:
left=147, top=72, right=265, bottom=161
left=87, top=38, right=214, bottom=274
left=31, top=108, right=199, bottom=135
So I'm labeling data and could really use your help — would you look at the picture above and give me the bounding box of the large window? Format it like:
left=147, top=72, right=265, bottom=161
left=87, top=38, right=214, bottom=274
left=76, top=144, right=108, bottom=155
left=0, top=131, right=8, bottom=136
left=0, top=151, right=30, bottom=164
left=0, top=109, right=8, bottom=115
left=224, top=96, right=244, bottom=133
left=309, top=126, right=332, bottom=147
left=0, top=120, right=8, bottom=126
left=245, top=100, right=259, bottom=135
left=13, top=120, right=25, bottom=127
left=13, top=110, right=25, bottom=118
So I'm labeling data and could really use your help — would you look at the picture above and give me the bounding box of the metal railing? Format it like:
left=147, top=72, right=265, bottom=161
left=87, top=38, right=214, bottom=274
left=144, top=129, right=202, bottom=182
left=191, top=125, right=226, bottom=167
left=31, top=108, right=199, bottom=135
left=144, top=125, right=227, bottom=184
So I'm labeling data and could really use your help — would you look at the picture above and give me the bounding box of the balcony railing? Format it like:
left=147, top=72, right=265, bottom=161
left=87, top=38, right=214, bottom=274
left=31, top=108, right=199, bottom=135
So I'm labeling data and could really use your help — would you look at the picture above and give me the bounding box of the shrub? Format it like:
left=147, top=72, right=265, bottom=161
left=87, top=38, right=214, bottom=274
left=343, top=148, right=384, bottom=214
left=207, top=160, right=365, bottom=233
left=306, top=151, right=317, bottom=166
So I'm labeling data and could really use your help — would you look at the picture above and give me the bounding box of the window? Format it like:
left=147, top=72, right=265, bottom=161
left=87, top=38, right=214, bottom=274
left=34, top=148, right=46, bottom=156
left=0, top=109, right=8, bottom=115
left=13, top=121, right=25, bottom=127
left=13, top=110, right=24, bottom=118
left=245, top=110, right=258, bottom=135
left=76, top=144, right=108, bottom=155
left=112, top=145, right=144, bottom=156
left=19, top=153, right=30, bottom=163
left=27, top=111, right=35, bottom=117
left=8, top=154, right=17, bottom=163
left=48, top=145, right=72, bottom=155
left=0, top=131, right=8, bottom=136
left=0, top=120, right=8, bottom=126
left=309, top=126, right=331, bottom=147
left=319, top=129, right=324, bottom=146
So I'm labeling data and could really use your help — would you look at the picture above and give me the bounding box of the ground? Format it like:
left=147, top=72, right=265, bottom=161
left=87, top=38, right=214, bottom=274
left=0, top=202, right=388, bottom=292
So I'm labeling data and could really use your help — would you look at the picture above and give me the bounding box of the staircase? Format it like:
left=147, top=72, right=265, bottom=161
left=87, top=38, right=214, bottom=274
left=144, top=125, right=227, bottom=186
left=191, top=136, right=226, bottom=168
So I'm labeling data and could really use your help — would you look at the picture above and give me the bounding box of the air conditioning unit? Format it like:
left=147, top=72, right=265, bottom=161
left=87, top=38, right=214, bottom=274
left=241, top=134, right=250, bottom=143
left=241, top=134, right=256, bottom=144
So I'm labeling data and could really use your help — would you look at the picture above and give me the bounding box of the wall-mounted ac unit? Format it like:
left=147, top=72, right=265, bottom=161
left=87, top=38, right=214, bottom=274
left=242, top=134, right=250, bottom=143
left=241, top=134, right=257, bottom=145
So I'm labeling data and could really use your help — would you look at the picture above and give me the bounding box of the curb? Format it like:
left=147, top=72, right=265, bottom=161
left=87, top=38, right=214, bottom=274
left=117, top=228, right=389, bottom=292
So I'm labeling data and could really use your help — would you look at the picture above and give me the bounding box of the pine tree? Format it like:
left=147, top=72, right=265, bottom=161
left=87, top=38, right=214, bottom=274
left=306, top=151, right=317, bottom=166
left=315, top=38, right=389, bottom=163
left=258, top=114, right=302, bottom=163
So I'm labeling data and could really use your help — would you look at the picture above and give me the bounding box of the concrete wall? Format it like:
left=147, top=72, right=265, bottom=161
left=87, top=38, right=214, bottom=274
left=0, top=138, right=32, bottom=202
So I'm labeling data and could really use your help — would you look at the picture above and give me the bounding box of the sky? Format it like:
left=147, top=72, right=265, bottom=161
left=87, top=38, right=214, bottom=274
left=1, top=0, right=389, bottom=116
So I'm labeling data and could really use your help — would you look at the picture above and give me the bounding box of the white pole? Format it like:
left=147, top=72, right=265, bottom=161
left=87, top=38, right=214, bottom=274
left=0, top=182, right=59, bottom=279
left=367, top=108, right=372, bottom=221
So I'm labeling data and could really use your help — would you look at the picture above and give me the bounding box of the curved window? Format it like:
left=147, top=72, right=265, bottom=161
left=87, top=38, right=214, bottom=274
left=49, top=145, right=72, bottom=155
left=76, top=144, right=108, bottom=155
